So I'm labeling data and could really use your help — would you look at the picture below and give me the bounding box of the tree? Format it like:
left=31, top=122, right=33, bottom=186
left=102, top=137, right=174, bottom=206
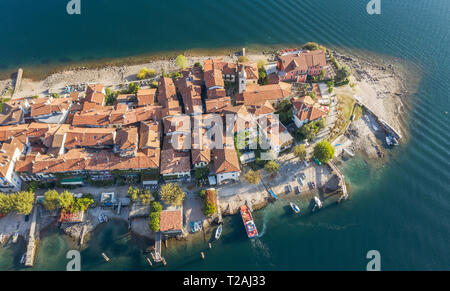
left=128, top=186, right=140, bottom=201
left=264, top=160, right=279, bottom=174
left=238, top=56, right=248, bottom=63
left=12, top=191, right=34, bottom=215
left=73, top=197, right=94, bottom=212
left=58, top=191, right=74, bottom=212
left=194, top=62, right=202, bottom=68
left=127, top=82, right=140, bottom=94
left=139, top=190, right=152, bottom=205
left=314, top=140, right=335, bottom=163
left=0, top=193, right=13, bottom=214
left=136, top=68, right=149, bottom=80
left=176, top=55, right=188, bottom=69
left=43, top=189, right=60, bottom=211
left=203, top=200, right=216, bottom=216
left=302, top=42, right=320, bottom=51
left=257, top=59, right=268, bottom=70
left=334, top=65, right=351, bottom=85
left=300, top=122, right=318, bottom=141
left=160, top=183, right=185, bottom=206
left=245, top=170, right=261, bottom=184
left=148, top=212, right=160, bottom=232
left=151, top=201, right=162, bottom=213
left=293, top=144, right=307, bottom=161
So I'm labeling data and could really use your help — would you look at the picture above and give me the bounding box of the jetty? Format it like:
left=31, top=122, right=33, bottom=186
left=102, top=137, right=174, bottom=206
left=24, top=205, right=38, bottom=267
left=328, top=162, right=348, bottom=202
left=12, top=68, right=23, bottom=98
left=354, top=96, right=402, bottom=140
left=154, top=231, right=162, bottom=262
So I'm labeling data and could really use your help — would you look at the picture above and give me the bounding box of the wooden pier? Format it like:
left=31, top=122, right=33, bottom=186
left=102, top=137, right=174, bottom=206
left=154, top=231, right=162, bottom=262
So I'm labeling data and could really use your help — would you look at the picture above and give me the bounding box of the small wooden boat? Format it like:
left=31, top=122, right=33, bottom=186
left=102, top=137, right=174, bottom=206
left=102, top=253, right=110, bottom=262
left=215, top=224, right=223, bottom=240
left=289, top=202, right=300, bottom=214
left=314, top=196, right=323, bottom=209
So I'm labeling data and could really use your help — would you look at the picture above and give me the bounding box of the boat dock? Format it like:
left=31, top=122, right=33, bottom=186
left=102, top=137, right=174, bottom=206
left=24, top=205, right=38, bottom=267
left=154, top=231, right=162, bottom=262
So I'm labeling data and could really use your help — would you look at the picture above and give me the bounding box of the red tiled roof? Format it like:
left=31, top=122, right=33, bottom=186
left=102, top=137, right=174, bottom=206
left=159, top=210, right=183, bottom=232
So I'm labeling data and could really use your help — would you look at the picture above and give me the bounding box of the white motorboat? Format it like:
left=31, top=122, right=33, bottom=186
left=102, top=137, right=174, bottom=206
left=12, top=232, right=19, bottom=243
left=215, top=224, right=223, bottom=240
left=289, top=202, right=300, bottom=214
left=314, top=196, right=323, bottom=209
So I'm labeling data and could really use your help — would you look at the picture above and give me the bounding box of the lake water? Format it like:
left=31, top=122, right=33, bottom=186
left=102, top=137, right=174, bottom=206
left=0, top=0, right=449, bottom=270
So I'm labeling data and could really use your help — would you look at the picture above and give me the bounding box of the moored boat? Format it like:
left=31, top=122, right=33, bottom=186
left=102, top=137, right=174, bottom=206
left=240, top=205, right=258, bottom=239
left=12, top=232, right=19, bottom=243
left=314, top=196, right=323, bottom=209
left=215, top=224, right=223, bottom=240
left=20, top=253, right=26, bottom=264
left=0, top=233, right=4, bottom=244
left=289, top=202, right=300, bottom=214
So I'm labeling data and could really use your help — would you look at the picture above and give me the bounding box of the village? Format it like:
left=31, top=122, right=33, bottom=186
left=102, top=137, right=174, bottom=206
left=0, top=42, right=405, bottom=267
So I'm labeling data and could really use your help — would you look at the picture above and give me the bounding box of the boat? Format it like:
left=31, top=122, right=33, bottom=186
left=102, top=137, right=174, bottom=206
left=268, top=189, right=278, bottom=200
left=20, top=253, right=26, bottom=264
left=240, top=205, right=258, bottom=239
left=12, top=232, right=18, bottom=243
left=289, top=202, right=300, bottom=214
left=0, top=233, right=4, bottom=244
left=102, top=214, right=108, bottom=222
left=372, top=124, right=379, bottom=131
left=313, top=157, right=322, bottom=166
left=343, top=147, right=355, bottom=157
left=215, top=224, right=223, bottom=240
left=314, top=196, right=323, bottom=209
left=98, top=215, right=104, bottom=223
left=385, top=136, right=392, bottom=146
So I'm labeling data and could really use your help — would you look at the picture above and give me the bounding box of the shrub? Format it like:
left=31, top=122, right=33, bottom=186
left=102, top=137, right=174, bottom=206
left=245, top=170, right=261, bottom=184
left=148, top=212, right=160, bottom=232
left=176, top=55, right=188, bottom=69
left=136, top=68, right=149, bottom=80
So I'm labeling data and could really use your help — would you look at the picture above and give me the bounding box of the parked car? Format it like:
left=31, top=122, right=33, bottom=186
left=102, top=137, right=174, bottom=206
left=294, top=186, right=301, bottom=194
left=304, top=161, right=309, bottom=167
left=300, top=172, right=306, bottom=179
left=285, top=185, right=292, bottom=193
left=297, top=177, right=304, bottom=186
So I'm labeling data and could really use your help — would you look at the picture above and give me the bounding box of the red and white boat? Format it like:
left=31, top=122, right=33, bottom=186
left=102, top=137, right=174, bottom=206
left=240, top=205, right=258, bottom=239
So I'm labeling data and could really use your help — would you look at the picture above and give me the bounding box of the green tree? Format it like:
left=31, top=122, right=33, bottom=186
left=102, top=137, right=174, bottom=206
left=139, top=190, right=152, bottom=205
left=314, top=140, right=335, bottom=163
left=126, top=83, right=140, bottom=94
left=238, top=56, right=248, bottom=63
left=148, top=212, right=160, bottom=232
left=293, top=144, right=307, bottom=161
left=73, top=197, right=94, bottom=212
left=151, top=201, right=162, bottom=213
left=203, top=200, right=217, bottom=216
left=0, top=193, right=13, bottom=214
left=264, top=160, right=279, bottom=174
left=58, top=191, right=74, bottom=212
left=137, top=68, right=149, bottom=80
left=302, top=42, right=320, bottom=51
left=148, top=69, right=156, bottom=78
left=12, top=191, right=34, bottom=215
left=334, top=65, right=351, bottom=85
left=194, top=62, right=202, bottom=68
left=128, top=186, right=140, bottom=201
left=176, top=55, right=188, bottom=69
left=257, top=59, right=268, bottom=70
left=160, top=183, right=185, bottom=206
left=245, top=170, right=261, bottom=184
left=300, top=122, right=318, bottom=141
left=43, top=189, right=60, bottom=211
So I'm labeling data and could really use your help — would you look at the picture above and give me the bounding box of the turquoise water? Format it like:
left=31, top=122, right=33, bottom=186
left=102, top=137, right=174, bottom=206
left=0, top=0, right=449, bottom=270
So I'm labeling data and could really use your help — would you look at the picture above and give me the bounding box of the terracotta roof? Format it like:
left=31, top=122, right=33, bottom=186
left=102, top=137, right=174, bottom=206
left=159, top=210, right=183, bottom=232
left=175, top=78, right=202, bottom=115
left=160, top=148, right=191, bottom=174
left=207, top=88, right=226, bottom=99
left=69, top=92, right=80, bottom=101
left=30, top=97, right=72, bottom=118
left=238, top=62, right=259, bottom=80
left=292, top=96, right=327, bottom=122
left=0, top=124, right=28, bottom=143
left=205, top=96, right=231, bottom=113
left=15, top=153, right=37, bottom=173
left=278, top=50, right=326, bottom=73
left=238, top=82, right=292, bottom=106
left=212, top=147, right=240, bottom=174
left=136, top=89, right=156, bottom=107
left=115, top=127, right=138, bottom=151
left=85, top=84, right=105, bottom=105
left=248, top=100, right=275, bottom=116
left=163, top=115, right=191, bottom=135
left=0, top=100, right=25, bottom=125
left=157, top=77, right=178, bottom=108
left=139, top=121, right=160, bottom=149
left=0, top=138, right=25, bottom=178
left=204, top=69, right=224, bottom=89
left=116, top=94, right=135, bottom=104
left=64, top=127, right=116, bottom=148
